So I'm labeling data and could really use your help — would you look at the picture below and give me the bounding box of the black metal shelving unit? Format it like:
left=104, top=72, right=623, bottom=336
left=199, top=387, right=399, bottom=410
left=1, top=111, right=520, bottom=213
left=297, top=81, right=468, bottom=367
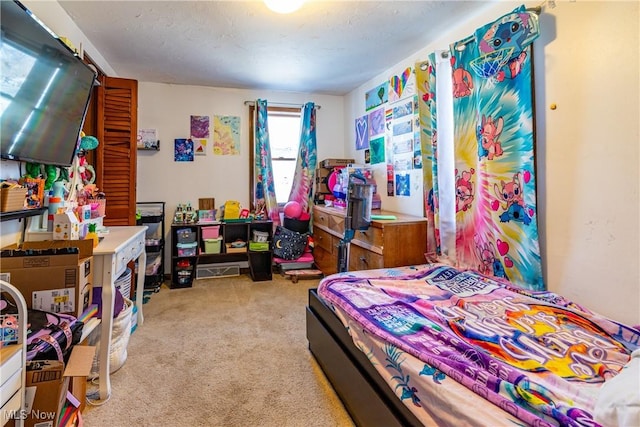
left=170, top=223, right=199, bottom=288
left=136, top=202, right=166, bottom=292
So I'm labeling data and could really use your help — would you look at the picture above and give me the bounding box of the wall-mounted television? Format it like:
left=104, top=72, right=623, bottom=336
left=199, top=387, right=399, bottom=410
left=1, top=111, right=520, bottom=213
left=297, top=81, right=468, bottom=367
left=0, top=0, right=97, bottom=167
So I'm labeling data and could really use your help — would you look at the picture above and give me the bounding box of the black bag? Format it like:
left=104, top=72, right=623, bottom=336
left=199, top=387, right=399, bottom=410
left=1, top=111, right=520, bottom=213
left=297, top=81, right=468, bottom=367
left=272, top=226, right=308, bottom=260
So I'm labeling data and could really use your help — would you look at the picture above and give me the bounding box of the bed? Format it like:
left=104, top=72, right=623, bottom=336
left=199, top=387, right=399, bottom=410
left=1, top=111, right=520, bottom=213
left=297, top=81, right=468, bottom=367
left=306, top=263, right=640, bottom=426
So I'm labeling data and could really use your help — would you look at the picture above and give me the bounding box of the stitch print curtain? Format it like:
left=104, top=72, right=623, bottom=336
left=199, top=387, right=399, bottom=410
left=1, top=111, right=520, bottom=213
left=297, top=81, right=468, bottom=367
left=287, top=102, right=317, bottom=214
left=253, top=99, right=280, bottom=225
left=450, top=6, right=543, bottom=290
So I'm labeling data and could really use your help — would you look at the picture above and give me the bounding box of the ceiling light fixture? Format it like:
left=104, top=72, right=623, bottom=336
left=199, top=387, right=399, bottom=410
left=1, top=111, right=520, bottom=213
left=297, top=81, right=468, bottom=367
left=264, top=0, right=305, bottom=14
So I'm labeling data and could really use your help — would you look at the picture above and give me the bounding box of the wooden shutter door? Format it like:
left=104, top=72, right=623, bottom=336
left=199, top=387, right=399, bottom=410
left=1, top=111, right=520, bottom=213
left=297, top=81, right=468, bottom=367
left=95, top=77, right=138, bottom=226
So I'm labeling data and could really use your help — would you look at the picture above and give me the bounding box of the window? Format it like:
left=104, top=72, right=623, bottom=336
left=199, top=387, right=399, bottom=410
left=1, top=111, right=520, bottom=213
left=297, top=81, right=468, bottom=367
left=249, top=106, right=301, bottom=208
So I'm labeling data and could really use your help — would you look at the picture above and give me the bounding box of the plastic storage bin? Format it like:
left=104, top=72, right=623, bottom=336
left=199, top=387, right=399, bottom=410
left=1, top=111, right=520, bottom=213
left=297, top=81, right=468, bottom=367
left=176, top=228, right=196, bottom=244
left=252, top=230, right=269, bottom=242
left=202, top=225, right=220, bottom=239
left=249, top=241, right=270, bottom=251
left=177, top=242, right=197, bottom=257
left=204, top=238, right=222, bottom=254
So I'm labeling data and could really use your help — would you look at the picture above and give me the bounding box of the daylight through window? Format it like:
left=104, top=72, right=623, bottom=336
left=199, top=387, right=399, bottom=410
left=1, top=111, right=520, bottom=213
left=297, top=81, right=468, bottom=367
left=249, top=106, right=301, bottom=208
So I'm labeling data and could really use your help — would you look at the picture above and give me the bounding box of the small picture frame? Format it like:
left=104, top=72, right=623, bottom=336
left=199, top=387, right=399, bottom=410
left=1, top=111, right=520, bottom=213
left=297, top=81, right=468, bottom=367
left=23, top=177, right=44, bottom=209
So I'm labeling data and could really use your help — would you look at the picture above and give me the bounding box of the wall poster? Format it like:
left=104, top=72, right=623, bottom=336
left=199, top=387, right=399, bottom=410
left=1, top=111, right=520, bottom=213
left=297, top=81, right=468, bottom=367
left=355, top=115, right=369, bottom=150
left=174, top=138, right=194, bottom=162
left=193, top=138, right=207, bottom=155
left=365, top=81, right=389, bottom=111
left=213, top=115, right=241, bottom=155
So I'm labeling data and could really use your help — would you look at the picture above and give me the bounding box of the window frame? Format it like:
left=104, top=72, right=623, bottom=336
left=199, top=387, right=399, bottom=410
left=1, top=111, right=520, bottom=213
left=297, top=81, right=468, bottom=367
left=248, top=105, right=301, bottom=211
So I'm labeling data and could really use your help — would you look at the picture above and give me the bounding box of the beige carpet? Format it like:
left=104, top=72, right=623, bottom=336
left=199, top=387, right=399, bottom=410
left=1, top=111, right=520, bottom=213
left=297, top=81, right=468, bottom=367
left=82, top=274, right=355, bottom=427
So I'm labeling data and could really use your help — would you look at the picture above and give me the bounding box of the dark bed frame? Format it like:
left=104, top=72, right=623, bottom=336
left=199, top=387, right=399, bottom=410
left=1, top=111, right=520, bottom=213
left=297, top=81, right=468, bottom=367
left=306, top=288, right=423, bottom=427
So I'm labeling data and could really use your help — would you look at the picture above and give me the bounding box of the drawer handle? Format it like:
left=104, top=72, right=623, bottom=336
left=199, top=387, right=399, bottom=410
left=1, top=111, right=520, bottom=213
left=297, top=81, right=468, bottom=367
left=359, top=256, right=368, bottom=264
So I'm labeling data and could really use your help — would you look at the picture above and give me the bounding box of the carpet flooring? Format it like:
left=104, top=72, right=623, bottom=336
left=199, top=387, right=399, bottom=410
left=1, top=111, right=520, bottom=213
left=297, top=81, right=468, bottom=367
left=82, top=274, right=354, bottom=427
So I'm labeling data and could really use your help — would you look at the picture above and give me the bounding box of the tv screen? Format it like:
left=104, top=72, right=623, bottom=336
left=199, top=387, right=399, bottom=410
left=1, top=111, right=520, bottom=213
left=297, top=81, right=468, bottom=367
left=0, top=0, right=97, bottom=167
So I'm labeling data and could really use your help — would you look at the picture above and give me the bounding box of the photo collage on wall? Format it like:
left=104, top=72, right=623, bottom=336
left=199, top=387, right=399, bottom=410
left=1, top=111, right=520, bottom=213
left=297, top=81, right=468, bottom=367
left=361, top=66, right=420, bottom=196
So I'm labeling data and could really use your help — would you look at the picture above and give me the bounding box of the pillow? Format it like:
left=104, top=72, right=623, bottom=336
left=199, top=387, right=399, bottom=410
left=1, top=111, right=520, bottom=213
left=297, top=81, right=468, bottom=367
left=594, top=349, right=640, bottom=427
left=272, top=226, right=308, bottom=260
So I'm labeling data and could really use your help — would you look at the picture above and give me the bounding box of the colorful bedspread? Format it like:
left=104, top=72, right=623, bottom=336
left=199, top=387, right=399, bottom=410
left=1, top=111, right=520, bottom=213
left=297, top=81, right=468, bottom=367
left=318, top=264, right=640, bottom=427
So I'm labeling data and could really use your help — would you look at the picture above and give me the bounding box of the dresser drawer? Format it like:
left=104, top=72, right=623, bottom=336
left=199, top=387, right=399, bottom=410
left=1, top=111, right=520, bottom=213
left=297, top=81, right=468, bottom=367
left=349, top=244, right=384, bottom=271
left=1, top=389, right=22, bottom=426
left=115, top=236, right=145, bottom=275
left=0, top=367, right=21, bottom=409
left=313, top=246, right=338, bottom=276
left=329, top=214, right=345, bottom=235
left=313, top=227, right=336, bottom=254
left=352, top=226, right=383, bottom=250
left=314, top=208, right=331, bottom=229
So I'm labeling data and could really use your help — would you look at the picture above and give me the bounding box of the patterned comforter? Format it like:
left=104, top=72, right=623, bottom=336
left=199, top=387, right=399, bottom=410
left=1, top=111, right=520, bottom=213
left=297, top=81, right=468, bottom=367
left=317, top=264, right=640, bottom=427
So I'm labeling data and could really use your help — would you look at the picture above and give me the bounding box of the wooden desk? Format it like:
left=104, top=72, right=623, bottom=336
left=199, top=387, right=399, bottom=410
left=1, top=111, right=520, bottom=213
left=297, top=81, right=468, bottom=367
left=92, top=226, right=147, bottom=400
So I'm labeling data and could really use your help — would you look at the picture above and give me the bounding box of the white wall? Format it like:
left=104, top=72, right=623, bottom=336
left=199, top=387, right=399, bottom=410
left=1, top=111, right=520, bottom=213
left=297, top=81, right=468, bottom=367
left=344, top=1, right=639, bottom=326
left=136, top=84, right=345, bottom=210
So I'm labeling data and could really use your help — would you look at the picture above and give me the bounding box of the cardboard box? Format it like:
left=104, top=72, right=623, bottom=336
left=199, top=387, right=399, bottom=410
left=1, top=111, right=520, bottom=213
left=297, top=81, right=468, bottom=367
left=315, top=166, right=332, bottom=179
left=24, top=346, right=95, bottom=427
left=315, top=173, right=332, bottom=194
left=0, top=240, right=94, bottom=318
left=320, top=158, right=354, bottom=168
left=52, top=212, right=80, bottom=240
left=24, top=360, right=66, bottom=427
left=66, top=345, right=96, bottom=414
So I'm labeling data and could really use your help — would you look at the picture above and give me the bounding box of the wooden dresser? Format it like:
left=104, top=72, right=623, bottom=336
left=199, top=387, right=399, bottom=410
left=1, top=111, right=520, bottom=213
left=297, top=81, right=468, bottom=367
left=312, top=205, right=427, bottom=275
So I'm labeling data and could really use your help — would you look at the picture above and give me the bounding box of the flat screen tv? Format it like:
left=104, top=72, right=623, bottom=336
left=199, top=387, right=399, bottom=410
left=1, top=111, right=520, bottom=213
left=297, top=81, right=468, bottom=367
left=0, top=0, right=97, bottom=167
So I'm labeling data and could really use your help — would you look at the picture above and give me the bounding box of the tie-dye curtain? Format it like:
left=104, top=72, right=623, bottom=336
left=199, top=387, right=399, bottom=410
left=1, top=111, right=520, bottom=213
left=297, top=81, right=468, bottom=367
left=450, top=6, right=543, bottom=290
left=416, top=54, right=440, bottom=258
left=253, top=99, right=280, bottom=225
left=287, top=102, right=317, bottom=214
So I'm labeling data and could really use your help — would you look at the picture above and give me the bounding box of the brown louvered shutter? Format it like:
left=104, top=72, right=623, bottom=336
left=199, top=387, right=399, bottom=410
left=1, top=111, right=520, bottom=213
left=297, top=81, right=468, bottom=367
left=95, top=77, right=138, bottom=226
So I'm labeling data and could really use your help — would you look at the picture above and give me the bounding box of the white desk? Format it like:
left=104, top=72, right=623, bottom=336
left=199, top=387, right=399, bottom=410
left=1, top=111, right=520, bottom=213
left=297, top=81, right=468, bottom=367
left=92, top=226, right=147, bottom=400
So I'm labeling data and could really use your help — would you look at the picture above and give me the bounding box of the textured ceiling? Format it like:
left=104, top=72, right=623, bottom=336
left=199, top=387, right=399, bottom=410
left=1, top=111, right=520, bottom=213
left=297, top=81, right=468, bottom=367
left=58, top=1, right=493, bottom=96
